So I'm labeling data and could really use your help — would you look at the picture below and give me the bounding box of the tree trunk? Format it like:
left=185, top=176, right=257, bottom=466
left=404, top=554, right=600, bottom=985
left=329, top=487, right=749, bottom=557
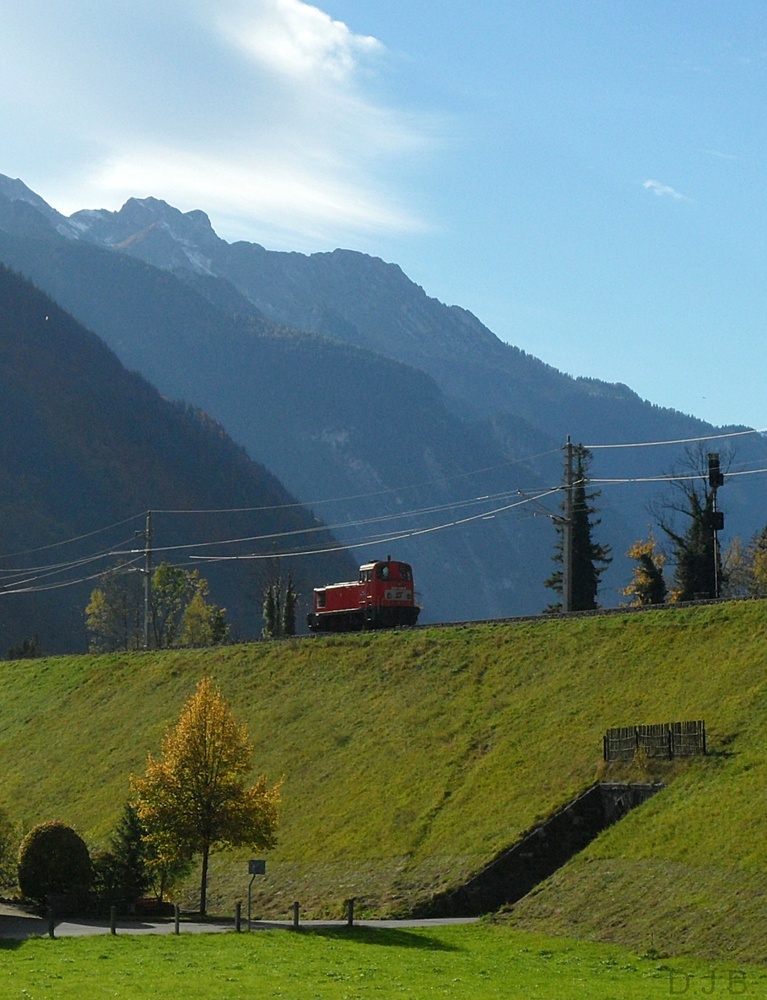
left=199, top=845, right=209, bottom=916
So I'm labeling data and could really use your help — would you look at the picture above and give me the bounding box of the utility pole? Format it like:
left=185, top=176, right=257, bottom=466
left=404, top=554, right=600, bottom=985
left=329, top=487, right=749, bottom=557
left=143, top=510, right=153, bottom=649
left=562, top=436, right=574, bottom=613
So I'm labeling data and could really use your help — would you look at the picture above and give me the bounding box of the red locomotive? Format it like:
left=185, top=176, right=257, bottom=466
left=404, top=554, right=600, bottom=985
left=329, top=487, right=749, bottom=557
left=307, top=556, right=420, bottom=632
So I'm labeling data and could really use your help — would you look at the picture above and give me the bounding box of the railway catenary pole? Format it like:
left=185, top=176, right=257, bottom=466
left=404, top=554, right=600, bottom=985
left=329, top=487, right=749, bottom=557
left=143, top=510, right=153, bottom=649
left=562, top=437, right=574, bottom=614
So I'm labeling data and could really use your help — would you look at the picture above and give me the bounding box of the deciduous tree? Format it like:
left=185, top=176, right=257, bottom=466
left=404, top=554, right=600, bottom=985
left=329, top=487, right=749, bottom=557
left=131, top=678, right=281, bottom=915
left=85, top=563, right=143, bottom=653
left=180, top=589, right=230, bottom=647
left=86, top=563, right=228, bottom=651
left=152, top=565, right=229, bottom=648
left=724, top=526, right=767, bottom=598
left=622, top=533, right=667, bottom=605
left=654, top=446, right=726, bottom=601
left=261, top=573, right=298, bottom=638
left=151, top=563, right=192, bottom=648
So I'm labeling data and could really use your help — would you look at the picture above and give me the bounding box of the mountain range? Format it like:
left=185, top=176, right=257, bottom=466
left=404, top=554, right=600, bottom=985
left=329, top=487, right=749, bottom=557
left=0, top=172, right=764, bottom=645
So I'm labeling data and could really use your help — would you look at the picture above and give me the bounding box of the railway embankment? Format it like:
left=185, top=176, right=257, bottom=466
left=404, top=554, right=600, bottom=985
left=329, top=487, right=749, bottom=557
left=1, top=599, right=766, bottom=961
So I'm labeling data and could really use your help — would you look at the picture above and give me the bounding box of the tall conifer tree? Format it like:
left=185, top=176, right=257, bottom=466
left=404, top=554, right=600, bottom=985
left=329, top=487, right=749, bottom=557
left=545, top=444, right=612, bottom=611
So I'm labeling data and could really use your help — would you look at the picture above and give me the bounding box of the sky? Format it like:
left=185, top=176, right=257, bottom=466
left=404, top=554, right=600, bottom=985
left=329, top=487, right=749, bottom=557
left=2, top=0, right=767, bottom=431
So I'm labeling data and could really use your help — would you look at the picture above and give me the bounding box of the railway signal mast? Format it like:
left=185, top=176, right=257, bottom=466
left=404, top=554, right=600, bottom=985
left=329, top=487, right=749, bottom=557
left=562, top=437, right=574, bottom=614
left=708, top=454, right=725, bottom=598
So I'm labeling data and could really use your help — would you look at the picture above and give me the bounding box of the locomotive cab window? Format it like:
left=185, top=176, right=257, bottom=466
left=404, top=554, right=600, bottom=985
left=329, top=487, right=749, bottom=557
left=376, top=564, right=390, bottom=580
left=359, top=569, right=372, bottom=583
left=317, top=591, right=327, bottom=608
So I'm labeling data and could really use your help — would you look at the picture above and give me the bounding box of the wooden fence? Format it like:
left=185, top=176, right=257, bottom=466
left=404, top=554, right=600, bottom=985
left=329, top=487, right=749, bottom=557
left=603, top=720, right=706, bottom=762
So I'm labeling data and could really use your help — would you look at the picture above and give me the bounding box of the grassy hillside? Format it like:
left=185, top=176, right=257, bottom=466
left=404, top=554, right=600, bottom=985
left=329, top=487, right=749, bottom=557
left=1, top=601, right=766, bottom=961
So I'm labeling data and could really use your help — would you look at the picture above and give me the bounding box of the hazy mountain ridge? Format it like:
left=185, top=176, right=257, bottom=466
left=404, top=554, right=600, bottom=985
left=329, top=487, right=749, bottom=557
left=30, top=184, right=726, bottom=442
left=42, top=180, right=761, bottom=491
left=0, top=175, right=723, bottom=445
left=0, top=173, right=764, bottom=632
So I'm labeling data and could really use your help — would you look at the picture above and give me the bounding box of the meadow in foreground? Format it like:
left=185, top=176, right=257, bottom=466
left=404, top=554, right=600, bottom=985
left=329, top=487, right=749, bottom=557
left=2, top=922, right=764, bottom=999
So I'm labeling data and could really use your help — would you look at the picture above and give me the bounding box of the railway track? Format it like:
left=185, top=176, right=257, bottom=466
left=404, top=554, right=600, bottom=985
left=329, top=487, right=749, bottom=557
left=302, top=593, right=762, bottom=639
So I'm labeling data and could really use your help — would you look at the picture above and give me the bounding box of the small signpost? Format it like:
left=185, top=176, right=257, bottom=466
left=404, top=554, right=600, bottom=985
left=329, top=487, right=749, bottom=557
left=247, top=859, right=266, bottom=930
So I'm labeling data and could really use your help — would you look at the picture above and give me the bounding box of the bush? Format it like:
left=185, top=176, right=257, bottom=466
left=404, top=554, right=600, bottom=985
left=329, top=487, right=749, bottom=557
left=17, top=820, right=93, bottom=913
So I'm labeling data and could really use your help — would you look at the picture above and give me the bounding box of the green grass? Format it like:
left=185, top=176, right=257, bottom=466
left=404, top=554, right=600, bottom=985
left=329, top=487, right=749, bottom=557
left=3, top=923, right=765, bottom=999
left=2, top=602, right=767, bottom=960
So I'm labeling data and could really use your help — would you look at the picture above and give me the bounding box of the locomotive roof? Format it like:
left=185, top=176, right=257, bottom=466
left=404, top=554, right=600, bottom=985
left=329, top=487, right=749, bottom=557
left=312, top=558, right=413, bottom=591
left=359, top=558, right=411, bottom=571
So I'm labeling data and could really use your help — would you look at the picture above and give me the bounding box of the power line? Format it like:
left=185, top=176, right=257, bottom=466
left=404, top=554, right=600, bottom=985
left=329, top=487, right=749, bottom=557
left=150, top=447, right=563, bottom=517
left=191, top=488, right=563, bottom=563
left=584, top=428, right=765, bottom=450
left=2, top=431, right=766, bottom=597
left=112, top=488, right=546, bottom=559
left=0, top=533, right=140, bottom=579
left=591, top=465, right=767, bottom=486
left=0, top=513, right=145, bottom=562
left=0, top=556, right=143, bottom=596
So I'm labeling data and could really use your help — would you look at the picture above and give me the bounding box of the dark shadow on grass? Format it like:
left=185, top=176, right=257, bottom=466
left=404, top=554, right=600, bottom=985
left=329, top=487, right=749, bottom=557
left=0, top=936, right=30, bottom=950
left=298, top=925, right=462, bottom=952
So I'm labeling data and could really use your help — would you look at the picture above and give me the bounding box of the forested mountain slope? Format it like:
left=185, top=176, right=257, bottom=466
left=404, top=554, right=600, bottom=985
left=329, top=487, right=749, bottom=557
left=0, top=264, right=353, bottom=652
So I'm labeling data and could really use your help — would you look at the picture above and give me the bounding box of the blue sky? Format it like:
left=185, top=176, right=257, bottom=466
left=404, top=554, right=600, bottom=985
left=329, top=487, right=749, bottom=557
left=2, top=0, right=766, bottom=431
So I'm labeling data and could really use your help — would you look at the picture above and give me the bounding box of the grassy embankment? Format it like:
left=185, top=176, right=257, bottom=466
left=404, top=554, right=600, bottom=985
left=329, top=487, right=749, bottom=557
left=1, top=600, right=766, bottom=961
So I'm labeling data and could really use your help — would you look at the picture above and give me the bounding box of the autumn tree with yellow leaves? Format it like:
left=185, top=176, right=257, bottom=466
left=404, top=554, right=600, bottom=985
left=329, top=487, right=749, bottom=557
left=131, top=678, right=281, bottom=915
left=724, top=526, right=767, bottom=598
left=622, top=534, right=667, bottom=606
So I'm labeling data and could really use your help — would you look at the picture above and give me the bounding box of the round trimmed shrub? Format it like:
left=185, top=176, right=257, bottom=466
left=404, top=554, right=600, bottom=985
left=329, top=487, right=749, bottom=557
left=17, top=820, right=93, bottom=912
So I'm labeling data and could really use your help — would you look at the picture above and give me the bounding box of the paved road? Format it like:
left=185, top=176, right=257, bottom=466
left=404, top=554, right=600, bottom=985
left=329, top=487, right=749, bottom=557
left=0, top=902, right=476, bottom=940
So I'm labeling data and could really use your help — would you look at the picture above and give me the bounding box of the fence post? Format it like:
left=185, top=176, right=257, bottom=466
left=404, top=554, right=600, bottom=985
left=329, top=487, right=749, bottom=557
left=292, top=901, right=300, bottom=929
left=47, top=907, right=55, bottom=939
left=235, top=901, right=242, bottom=932
left=110, top=905, right=117, bottom=935
left=346, top=898, right=355, bottom=927
left=174, top=904, right=180, bottom=935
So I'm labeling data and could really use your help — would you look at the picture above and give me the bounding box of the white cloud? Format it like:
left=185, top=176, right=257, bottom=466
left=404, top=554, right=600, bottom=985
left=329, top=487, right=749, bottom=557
left=0, top=0, right=436, bottom=248
left=642, top=179, right=691, bottom=202
left=704, top=149, right=741, bottom=161
left=87, top=144, right=429, bottom=249
left=219, top=0, right=383, bottom=82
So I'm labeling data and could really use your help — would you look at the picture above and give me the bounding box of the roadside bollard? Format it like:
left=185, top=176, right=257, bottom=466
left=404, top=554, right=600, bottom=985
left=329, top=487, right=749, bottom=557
left=110, top=906, right=117, bottom=935
left=292, top=901, right=300, bottom=929
left=174, top=904, right=180, bottom=935
left=47, top=907, right=55, bottom=939
left=235, top=901, right=242, bottom=932
left=346, top=898, right=355, bottom=928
